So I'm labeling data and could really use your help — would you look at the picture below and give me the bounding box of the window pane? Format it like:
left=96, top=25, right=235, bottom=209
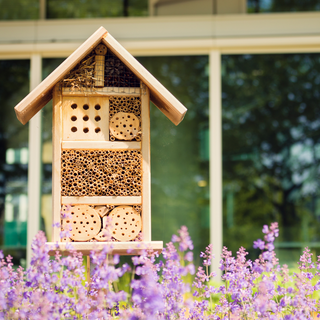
left=47, top=0, right=148, bottom=19
left=0, top=60, right=30, bottom=267
left=137, top=56, right=209, bottom=263
left=0, top=0, right=38, bottom=20
left=247, top=0, right=320, bottom=13
left=222, top=53, right=320, bottom=267
left=41, top=58, right=64, bottom=241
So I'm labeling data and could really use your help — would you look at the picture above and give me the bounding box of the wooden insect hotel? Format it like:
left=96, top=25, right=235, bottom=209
left=14, top=27, right=187, bottom=255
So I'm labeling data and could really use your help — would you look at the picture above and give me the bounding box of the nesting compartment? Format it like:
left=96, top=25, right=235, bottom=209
left=61, top=149, right=142, bottom=197
left=62, top=204, right=142, bottom=242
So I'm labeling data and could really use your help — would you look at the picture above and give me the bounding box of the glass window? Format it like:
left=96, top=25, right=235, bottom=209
left=247, top=0, right=320, bottom=13
left=42, top=56, right=209, bottom=262
left=41, top=58, right=64, bottom=241
left=137, top=56, right=209, bottom=263
left=0, top=60, right=30, bottom=267
left=47, top=0, right=148, bottom=19
left=0, top=0, right=39, bottom=20
left=222, top=53, right=320, bottom=267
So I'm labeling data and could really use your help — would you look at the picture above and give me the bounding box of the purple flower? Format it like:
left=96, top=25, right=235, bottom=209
left=253, top=239, right=265, bottom=250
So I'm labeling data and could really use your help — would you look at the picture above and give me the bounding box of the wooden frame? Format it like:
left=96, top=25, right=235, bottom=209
left=141, top=83, right=151, bottom=241
left=52, top=84, right=62, bottom=242
left=51, top=79, right=158, bottom=253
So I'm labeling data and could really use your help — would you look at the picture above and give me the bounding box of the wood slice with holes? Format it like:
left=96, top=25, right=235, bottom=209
left=66, top=205, right=101, bottom=241
left=110, top=112, right=140, bottom=141
left=109, top=206, right=141, bottom=241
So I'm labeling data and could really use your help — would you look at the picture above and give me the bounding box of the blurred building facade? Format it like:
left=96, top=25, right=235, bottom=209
left=1, top=0, right=320, bottom=274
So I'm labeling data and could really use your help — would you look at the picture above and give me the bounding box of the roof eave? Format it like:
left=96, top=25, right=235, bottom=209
left=14, top=26, right=108, bottom=125
left=102, top=32, right=187, bottom=126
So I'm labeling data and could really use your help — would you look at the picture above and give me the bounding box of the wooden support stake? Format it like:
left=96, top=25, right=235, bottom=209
left=87, top=255, right=91, bottom=283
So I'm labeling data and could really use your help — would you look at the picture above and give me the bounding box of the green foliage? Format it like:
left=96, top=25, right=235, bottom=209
left=47, top=0, right=148, bottom=19
left=0, top=0, right=39, bottom=20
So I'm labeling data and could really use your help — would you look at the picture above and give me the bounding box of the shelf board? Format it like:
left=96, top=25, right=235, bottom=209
left=46, top=241, right=163, bottom=256
left=62, top=87, right=140, bottom=97
left=62, top=141, right=141, bottom=150
left=62, top=196, right=141, bottom=205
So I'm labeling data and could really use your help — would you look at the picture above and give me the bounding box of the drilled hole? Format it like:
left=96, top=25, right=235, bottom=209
left=71, top=127, right=77, bottom=132
left=83, top=104, right=89, bottom=110
left=71, top=104, right=77, bottom=109
left=95, top=127, right=101, bottom=133
left=83, top=128, right=89, bottom=133
left=83, top=115, right=89, bottom=121
left=95, top=104, right=101, bottom=110
left=95, top=116, right=101, bottom=122
left=71, top=116, right=77, bottom=121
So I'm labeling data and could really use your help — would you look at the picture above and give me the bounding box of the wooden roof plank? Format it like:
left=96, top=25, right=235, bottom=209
left=101, top=33, right=187, bottom=126
left=14, top=26, right=108, bottom=125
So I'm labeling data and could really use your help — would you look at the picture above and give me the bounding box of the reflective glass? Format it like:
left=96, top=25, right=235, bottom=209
left=42, top=56, right=209, bottom=262
left=41, top=58, right=64, bottom=241
left=137, top=56, right=209, bottom=263
left=222, top=53, right=320, bottom=267
left=247, top=0, right=320, bottom=13
left=0, top=0, right=39, bottom=20
left=0, top=60, right=30, bottom=267
left=47, top=0, right=148, bottom=19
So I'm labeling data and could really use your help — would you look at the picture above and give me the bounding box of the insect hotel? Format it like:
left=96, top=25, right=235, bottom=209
left=14, top=27, right=187, bottom=255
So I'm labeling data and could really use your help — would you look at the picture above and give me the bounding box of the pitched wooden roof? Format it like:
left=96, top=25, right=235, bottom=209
left=14, top=26, right=187, bottom=125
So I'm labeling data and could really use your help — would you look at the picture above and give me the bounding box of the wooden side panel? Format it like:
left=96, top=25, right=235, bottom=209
left=141, top=83, right=151, bottom=241
left=102, top=33, right=187, bottom=126
left=52, top=84, right=62, bottom=242
left=14, top=26, right=108, bottom=125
